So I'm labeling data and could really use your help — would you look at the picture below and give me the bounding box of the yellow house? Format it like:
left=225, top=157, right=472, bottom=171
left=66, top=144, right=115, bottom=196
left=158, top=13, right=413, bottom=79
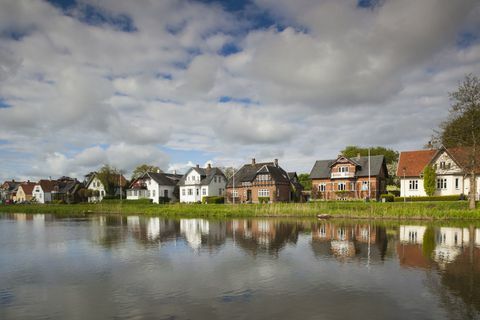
left=16, top=183, right=36, bottom=202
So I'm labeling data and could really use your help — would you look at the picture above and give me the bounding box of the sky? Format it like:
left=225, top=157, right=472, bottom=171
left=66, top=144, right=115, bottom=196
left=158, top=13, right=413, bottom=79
left=0, top=0, right=479, bottom=181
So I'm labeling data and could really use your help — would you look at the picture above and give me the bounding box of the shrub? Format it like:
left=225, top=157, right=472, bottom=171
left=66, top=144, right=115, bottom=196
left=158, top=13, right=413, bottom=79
left=202, top=196, right=224, bottom=204
left=158, top=197, right=170, bottom=204
left=258, top=197, right=270, bottom=204
left=394, top=195, right=463, bottom=202
left=102, top=195, right=121, bottom=200
left=380, top=194, right=394, bottom=202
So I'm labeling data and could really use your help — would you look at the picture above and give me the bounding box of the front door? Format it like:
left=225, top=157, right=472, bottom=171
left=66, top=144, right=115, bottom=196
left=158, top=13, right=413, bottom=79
left=247, top=190, right=252, bottom=202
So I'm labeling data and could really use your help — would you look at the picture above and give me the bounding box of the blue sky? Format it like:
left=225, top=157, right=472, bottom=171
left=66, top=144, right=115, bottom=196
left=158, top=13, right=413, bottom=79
left=0, top=0, right=479, bottom=180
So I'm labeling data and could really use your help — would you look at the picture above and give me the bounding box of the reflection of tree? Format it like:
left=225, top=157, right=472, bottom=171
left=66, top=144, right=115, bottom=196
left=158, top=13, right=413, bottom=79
left=422, top=226, right=435, bottom=260
left=94, top=215, right=129, bottom=248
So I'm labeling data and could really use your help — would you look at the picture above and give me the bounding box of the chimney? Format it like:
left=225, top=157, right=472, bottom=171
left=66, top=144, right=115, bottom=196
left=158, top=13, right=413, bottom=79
left=252, top=158, right=256, bottom=165
left=357, top=153, right=361, bottom=160
left=207, top=163, right=212, bottom=169
left=196, top=164, right=200, bottom=168
left=274, top=159, right=278, bottom=167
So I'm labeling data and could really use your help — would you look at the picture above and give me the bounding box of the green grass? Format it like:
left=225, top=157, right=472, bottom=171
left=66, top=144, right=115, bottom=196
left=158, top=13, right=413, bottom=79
left=1, top=201, right=480, bottom=220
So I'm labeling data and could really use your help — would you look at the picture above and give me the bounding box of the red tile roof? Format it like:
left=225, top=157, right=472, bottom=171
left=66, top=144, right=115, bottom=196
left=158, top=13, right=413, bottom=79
left=396, top=149, right=436, bottom=177
left=38, top=180, right=56, bottom=192
left=19, top=182, right=36, bottom=195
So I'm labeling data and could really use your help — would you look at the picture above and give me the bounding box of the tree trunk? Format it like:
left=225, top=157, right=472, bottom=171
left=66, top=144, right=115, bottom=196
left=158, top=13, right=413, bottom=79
left=469, top=170, right=476, bottom=210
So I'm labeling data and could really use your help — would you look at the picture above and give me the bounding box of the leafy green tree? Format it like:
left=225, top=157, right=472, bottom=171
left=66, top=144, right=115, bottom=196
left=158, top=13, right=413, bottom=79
left=97, top=165, right=124, bottom=196
left=423, top=165, right=436, bottom=197
left=131, top=164, right=161, bottom=180
left=440, top=74, right=480, bottom=209
left=298, top=173, right=312, bottom=190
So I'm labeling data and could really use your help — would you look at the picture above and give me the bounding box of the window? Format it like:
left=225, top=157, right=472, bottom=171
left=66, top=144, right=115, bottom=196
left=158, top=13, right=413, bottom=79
left=258, top=189, right=270, bottom=197
left=196, top=188, right=199, bottom=196
left=455, top=178, right=459, bottom=190
left=214, top=176, right=217, bottom=183
left=257, top=174, right=271, bottom=181
left=182, top=189, right=186, bottom=196
left=350, top=182, right=355, bottom=191
left=437, top=178, right=447, bottom=190
left=202, top=188, right=207, bottom=195
left=409, top=180, right=418, bottom=190
left=219, top=188, right=222, bottom=195
left=276, top=188, right=280, bottom=197
left=319, top=184, right=326, bottom=192
left=232, top=190, right=238, bottom=197
left=188, top=188, right=193, bottom=196
left=338, top=182, right=346, bottom=191
left=338, top=166, right=349, bottom=172
left=440, top=161, right=446, bottom=169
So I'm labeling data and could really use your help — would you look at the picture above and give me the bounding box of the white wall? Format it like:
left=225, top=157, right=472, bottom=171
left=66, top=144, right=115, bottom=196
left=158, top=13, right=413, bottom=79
left=32, top=185, right=51, bottom=204
left=179, top=171, right=227, bottom=203
left=87, top=177, right=106, bottom=202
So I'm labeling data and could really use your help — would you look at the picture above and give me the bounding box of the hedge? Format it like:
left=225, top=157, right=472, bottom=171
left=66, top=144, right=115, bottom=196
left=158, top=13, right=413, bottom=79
left=380, top=194, right=394, bottom=202
left=202, top=196, right=225, bottom=204
left=258, top=197, right=270, bottom=204
left=394, top=195, right=464, bottom=202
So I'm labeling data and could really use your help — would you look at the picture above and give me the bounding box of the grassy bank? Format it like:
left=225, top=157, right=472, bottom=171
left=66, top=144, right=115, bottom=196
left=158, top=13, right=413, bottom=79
left=1, top=201, right=480, bottom=220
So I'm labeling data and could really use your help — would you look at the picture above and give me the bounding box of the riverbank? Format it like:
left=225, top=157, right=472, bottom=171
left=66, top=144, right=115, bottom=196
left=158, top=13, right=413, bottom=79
left=1, top=201, right=480, bottom=220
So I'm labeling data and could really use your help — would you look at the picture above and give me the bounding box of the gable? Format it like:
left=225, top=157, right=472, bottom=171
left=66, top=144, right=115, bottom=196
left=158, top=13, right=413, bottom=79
left=430, top=150, right=463, bottom=175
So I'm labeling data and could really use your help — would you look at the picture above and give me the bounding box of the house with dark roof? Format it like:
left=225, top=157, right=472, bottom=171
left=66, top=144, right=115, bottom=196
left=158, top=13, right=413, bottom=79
left=178, top=164, right=226, bottom=203
left=226, top=158, right=302, bottom=204
left=309, top=154, right=388, bottom=201
left=127, top=171, right=182, bottom=203
left=52, top=177, right=83, bottom=204
left=397, top=147, right=480, bottom=199
left=32, top=180, right=57, bottom=204
left=0, top=180, right=22, bottom=201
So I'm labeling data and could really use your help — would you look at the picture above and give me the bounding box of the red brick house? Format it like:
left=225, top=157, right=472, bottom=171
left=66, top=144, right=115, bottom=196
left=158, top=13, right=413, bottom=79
left=309, top=155, right=388, bottom=200
left=226, top=159, right=303, bottom=203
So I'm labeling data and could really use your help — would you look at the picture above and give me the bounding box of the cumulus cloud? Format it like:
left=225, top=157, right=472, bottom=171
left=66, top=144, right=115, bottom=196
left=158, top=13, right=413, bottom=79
left=0, top=0, right=479, bottom=179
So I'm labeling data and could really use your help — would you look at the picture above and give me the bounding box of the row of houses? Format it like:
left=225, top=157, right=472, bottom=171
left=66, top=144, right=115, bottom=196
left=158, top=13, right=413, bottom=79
left=1, top=146, right=478, bottom=204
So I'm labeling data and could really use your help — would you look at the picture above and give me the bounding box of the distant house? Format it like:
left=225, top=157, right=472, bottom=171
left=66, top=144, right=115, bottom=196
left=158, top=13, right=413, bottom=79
left=127, top=171, right=182, bottom=203
left=226, top=159, right=302, bottom=203
left=397, top=147, right=480, bottom=199
left=85, top=172, right=127, bottom=202
left=16, top=182, right=37, bottom=202
left=309, top=155, right=388, bottom=201
left=0, top=180, right=22, bottom=201
left=52, top=177, right=83, bottom=204
left=178, top=164, right=226, bottom=203
left=32, top=180, right=57, bottom=204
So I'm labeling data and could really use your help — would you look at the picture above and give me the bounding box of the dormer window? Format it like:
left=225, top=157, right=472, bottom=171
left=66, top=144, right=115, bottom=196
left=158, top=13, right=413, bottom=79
left=257, top=174, right=271, bottom=181
left=440, top=162, right=446, bottom=169
left=339, top=166, right=349, bottom=173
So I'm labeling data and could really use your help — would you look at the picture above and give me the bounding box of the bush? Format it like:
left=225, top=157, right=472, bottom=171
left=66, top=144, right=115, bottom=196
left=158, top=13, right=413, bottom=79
left=380, top=194, right=394, bottom=202
left=158, top=197, right=170, bottom=204
left=258, top=197, right=270, bottom=204
left=102, top=195, right=121, bottom=200
left=202, top=196, right=225, bottom=204
left=394, top=195, right=463, bottom=202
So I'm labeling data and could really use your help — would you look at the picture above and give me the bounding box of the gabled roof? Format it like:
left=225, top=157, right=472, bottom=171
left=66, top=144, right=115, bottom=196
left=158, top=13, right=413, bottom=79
left=328, top=156, right=361, bottom=168
left=177, top=167, right=226, bottom=186
left=310, top=155, right=387, bottom=179
left=37, top=180, right=56, bottom=193
left=146, top=172, right=182, bottom=187
left=227, top=161, right=291, bottom=188
left=397, top=147, right=480, bottom=177
left=18, top=182, right=36, bottom=195
left=85, top=172, right=127, bottom=188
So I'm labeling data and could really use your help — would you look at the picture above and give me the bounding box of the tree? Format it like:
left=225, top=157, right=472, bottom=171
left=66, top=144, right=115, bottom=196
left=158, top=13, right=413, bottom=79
left=423, top=165, right=436, bottom=197
left=440, top=74, right=480, bottom=209
left=220, top=167, right=238, bottom=180
left=340, top=145, right=399, bottom=185
left=97, top=165, right=124, bottom=196
left=298, top=173, right=312, bottom=190
left=131, top=164, right=161, bottom=180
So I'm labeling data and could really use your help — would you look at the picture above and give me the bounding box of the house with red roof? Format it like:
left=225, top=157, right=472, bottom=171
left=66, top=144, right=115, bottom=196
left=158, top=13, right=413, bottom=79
left=32, top=180, right=57, bottom=204
left=397, top=147, right=480, bottom=199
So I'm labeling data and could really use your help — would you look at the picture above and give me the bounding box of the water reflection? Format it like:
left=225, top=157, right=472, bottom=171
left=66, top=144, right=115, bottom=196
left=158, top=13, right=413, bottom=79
left=0, top=213, right=479, bottom=319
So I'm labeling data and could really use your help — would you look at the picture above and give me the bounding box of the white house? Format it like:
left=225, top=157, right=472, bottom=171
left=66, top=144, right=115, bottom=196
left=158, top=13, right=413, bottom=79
left=178, top=164, right=227, bottom=203
left=85, top=172, right=127, bottom=202
left=32, top=180, right=56, bottom=204
left=397, top=147, right=480, bottom=199
left=126, top=171, right=182, bottom=203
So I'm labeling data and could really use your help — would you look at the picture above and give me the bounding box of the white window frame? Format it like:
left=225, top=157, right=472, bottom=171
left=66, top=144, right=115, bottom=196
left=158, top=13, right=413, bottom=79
left=258, top=189, right=270, bottom=197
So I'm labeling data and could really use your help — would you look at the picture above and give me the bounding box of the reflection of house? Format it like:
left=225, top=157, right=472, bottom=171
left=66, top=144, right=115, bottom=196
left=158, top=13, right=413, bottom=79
left=226, top=159, right=302, bottom=204
left=310, top=155, right=388, bottom=201
left=311, top=223, right=387, bottom=261
left=180, top=219, right=210, bottom=249
left=397, top=147, right=480, bottom=199
left=434, top=228, right=470, bottom=268
left=127, top=171, right=182, bottom=203
left=476, top=229, right=480, bottom=247
left=399, top=226, right=426, bottom=244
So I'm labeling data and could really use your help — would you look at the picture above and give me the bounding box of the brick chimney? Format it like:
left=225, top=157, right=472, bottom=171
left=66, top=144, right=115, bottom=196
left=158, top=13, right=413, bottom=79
left=207, top=163, right=212, bottom=169
left=196, top=164, right=200, bottom=168
left=274, top=159, right=278, bottom=167
left=252, top=158, right=256, bottom=165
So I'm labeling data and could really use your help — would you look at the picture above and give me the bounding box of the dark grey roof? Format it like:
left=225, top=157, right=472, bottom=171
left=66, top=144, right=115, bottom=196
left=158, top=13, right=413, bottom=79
left=146, top=172, right=182, bottom=186
left=309, top=155, right=387, bottom=179
left=227, top=162, right=291, bottom=188
left=177, top=167, right=226, bottom=186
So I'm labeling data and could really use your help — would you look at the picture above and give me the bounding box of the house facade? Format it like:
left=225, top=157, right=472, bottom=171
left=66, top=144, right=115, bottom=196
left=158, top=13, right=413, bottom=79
left=309, top=155, right=388, bottom=201
left=0, top=180, right=22, bottom=202
left=32, top=180, right=56, bottom=204
left=85, top=173, right=127, bottom=202
left=225, top=159, right=302, bottom=204
left=178, top=164, right=226, bottom=203
left=15, top=182, right=36, bottom=202
left=127, top=171, right=182, bottom=203
left=397, top=147, right=480, bottom=199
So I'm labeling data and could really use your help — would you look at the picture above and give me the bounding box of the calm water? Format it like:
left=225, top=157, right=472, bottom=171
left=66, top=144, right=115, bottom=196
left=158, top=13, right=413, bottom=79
left=0, top=214, right=479, bottom=320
